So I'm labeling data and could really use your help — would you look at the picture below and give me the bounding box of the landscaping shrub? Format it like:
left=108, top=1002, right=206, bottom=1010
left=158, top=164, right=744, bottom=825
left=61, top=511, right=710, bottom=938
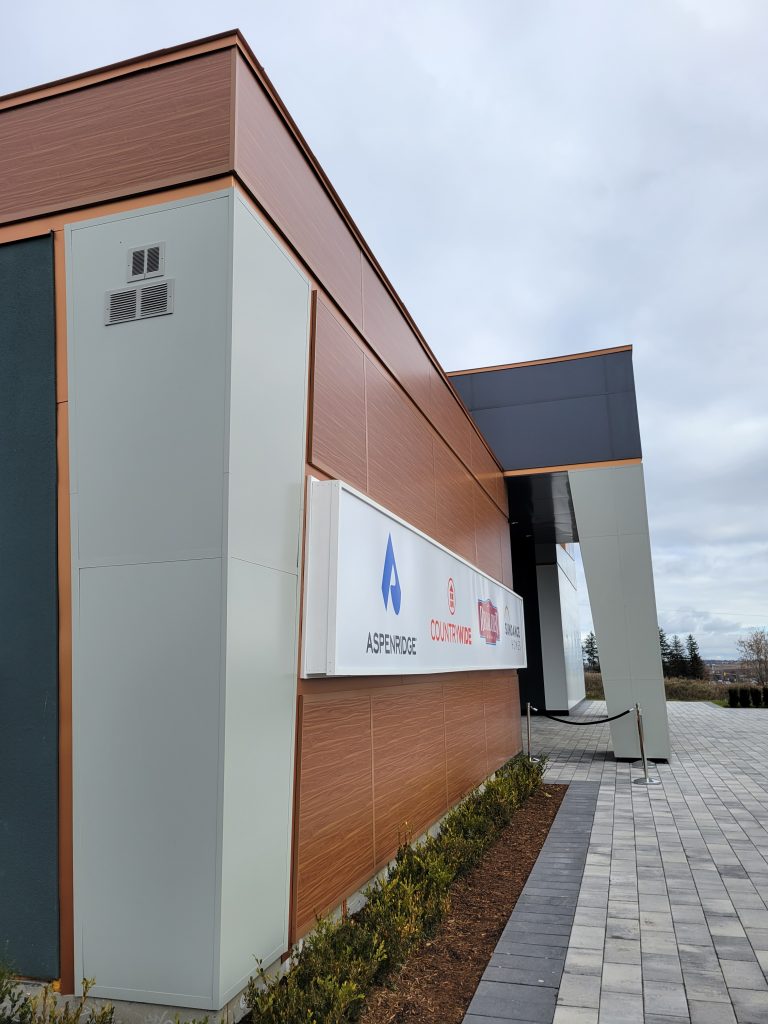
left=751, top=687, right=763, bottom=708
left=728, top=686, right=740, bottom=708
left=245, top=755, right=545, bottom=1024
left=0, top=968, right=113, bottom=1024
left=763, top=686, right=768, bottom=708
left=740, top=687, right=752, bottom=708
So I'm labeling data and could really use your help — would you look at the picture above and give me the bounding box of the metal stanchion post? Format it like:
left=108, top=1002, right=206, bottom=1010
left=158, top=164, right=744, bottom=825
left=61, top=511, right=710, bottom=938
left=632, top=702, right=660, bottom=786
left=526, top=702, right=541, bottom=763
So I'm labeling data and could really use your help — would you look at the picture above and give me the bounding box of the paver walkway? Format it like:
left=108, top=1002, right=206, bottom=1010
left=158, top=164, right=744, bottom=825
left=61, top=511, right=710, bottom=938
left=464, top=701, right=768, bottom=1024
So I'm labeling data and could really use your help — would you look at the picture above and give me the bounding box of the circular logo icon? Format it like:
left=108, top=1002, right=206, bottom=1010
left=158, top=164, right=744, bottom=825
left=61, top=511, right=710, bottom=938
left=447, top=577, right=456, bottom=616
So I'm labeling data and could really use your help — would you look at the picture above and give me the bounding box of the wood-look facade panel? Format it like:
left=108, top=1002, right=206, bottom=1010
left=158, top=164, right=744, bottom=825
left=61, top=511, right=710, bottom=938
left=484, top=676, right=521, bottom=772
left=433, top=441, right=477, bottom=566
left=234, top=57, right=363, bottom=328
left=444, top=679, right=488, bottom=806
left=429, top=365, right=474, bottom=471
left=361, top=258, right=433, bottom=416
left=364, top=357, right=437, bottom=539
left=474, top=485, right=505, bottom=582
left=310, top=298, right=368, bottom=492
left=371, top=685, right=447, bottom=863
left=295, top=695, right=375, bottom=936
left=293, top=671, right=520, bottom=939
left=471, top=430, right=508, bottom=513
left=0, top=52, right=233, bottom=225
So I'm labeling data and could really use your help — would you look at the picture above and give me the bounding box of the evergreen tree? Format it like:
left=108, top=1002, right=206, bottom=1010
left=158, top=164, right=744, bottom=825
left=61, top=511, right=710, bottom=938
left=582, top=632, right=600, bottom=672
left=668, top=634, right=688, bottom=678
left=659, top=627, right=672, bottom=677
left=686, top=635, right=705, bottom=679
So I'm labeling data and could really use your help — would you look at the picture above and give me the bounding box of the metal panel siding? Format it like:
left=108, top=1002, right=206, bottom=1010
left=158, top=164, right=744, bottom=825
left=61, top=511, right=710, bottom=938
left=568, top=465, right=670, bottom=759
left=67, top=194, right=232, bottom=1006
left=218, top=197, right=310, bottom=1003
left=453, top=351, right=642, bottom=471
left=0, top=51, right=233, bottom=225
left=0, top=235, right=59, bottom=979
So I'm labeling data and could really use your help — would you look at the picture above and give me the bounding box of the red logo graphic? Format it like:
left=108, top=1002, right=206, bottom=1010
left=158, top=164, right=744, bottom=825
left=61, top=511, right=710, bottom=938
left=477, top=599, right=500, bottom=645
left=447, top=577, right=456, bottom=616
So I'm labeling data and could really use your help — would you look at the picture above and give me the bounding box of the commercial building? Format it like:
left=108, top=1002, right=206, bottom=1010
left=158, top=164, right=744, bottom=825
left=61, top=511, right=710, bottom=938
left=0, top=31, right=669, bottom=1018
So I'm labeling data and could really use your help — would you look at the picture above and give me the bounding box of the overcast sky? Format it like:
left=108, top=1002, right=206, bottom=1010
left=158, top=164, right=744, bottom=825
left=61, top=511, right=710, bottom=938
left=3, top=1, right=767, bottom=658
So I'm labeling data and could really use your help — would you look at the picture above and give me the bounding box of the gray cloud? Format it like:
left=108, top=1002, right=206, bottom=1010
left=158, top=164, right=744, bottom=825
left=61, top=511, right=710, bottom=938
left=3, top=0, right=766, bottom=658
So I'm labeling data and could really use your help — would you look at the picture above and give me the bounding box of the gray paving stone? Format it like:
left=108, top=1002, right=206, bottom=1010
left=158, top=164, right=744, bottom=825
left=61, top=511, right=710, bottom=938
left=729, top=987, right=768, bottom=1023
left=689, top=1000, right=737, bottom=1023
left=643, top=953, right=684, bottom=983
left=721, top=960, right=768, bottom=991
left=601, top=960, right=642, bottom=993
left=682, top=968, right=731, bottom=1002
left=486, top=954, right=564, bottom=987
left=644, top=980, right=689, bottom=1017
left=468, top=979, right=558, bottom=1021
left=463, top=705, right=768, bottom=1024
left=556, top=972, right=600, bottom=1008
left=596, top=989, right=644, bottom=1022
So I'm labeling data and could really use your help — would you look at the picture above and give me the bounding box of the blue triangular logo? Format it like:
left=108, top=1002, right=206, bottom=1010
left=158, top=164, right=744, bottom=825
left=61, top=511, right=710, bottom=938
left=381, top=534, right=401, bottom=614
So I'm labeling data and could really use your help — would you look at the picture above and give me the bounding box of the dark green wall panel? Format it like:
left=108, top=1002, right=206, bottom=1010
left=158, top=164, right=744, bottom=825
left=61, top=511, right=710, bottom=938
left=0, top=234, right=59, bottom=978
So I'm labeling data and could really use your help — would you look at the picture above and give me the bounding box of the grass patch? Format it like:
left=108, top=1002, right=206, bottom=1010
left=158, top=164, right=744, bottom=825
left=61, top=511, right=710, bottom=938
left=246, top=755, right=545, bottom=1024
left=584, top=672, right=730, bottom=703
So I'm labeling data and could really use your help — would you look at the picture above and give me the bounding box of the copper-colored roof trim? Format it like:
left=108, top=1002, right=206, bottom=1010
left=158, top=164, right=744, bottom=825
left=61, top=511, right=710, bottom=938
left=447, top=345, right=634, bottom=378
left=503, top=457, right=642, bottom=478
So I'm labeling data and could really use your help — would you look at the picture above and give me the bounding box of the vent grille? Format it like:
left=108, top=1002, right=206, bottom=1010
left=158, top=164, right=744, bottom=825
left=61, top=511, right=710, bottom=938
left=139, top=281, right=172, bottom=318
left=128, top=242, right=165, bottom=281
left=107, top=288, right=138, bottom=324
left=105, top=281, right=174, bottom=325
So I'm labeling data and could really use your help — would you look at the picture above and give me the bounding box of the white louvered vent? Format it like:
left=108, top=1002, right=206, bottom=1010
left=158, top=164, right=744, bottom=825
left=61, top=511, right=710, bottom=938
left=105, top=281, right=174, bottom=325
left=139, top=280, right=173, bottom=319
left=128, top=242, right=165, bottom=281
left=106, top=288, right=138, bottom=325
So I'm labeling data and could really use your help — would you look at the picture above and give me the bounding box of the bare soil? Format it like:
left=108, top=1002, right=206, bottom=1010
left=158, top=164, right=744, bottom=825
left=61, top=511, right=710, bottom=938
left=360, top=783, right=567, bottom=1024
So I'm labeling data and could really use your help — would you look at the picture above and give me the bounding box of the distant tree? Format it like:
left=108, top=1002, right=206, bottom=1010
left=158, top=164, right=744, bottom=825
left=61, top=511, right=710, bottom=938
left=686, top=635, right=706, bottom=680
left=668, top=634, right=688, bottom=678
left=582, top=632, right=600, bottom=672
left=736, top=628, right=768, bottom=684
left=659, top=628, right=672, bottom=677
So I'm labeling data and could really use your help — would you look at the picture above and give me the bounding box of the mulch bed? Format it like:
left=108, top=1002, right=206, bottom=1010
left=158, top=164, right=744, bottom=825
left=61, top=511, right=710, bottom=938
left=360, top=783, right=567, bottom=1024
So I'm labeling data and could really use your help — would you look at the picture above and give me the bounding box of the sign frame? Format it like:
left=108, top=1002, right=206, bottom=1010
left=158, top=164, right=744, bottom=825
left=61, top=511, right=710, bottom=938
left=301, top=478, right=526, bottom=678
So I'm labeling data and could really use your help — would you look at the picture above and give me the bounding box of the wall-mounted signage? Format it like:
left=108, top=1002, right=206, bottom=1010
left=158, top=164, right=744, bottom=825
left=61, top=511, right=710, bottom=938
left=302, top=480, right=526, bottom=677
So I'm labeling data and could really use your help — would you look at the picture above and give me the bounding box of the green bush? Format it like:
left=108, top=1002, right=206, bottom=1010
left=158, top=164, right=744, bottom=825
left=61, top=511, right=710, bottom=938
left=751, top=687, right=763, bottom=708
left=763, top=686, right=768, bottom=708
left=245, top=755, right=545, bottom=1024
left=728, top=686, right=740, bottom=708
left=740, top=687, right=752, bottom=708
left=0, top=968, right=114, bottom=1024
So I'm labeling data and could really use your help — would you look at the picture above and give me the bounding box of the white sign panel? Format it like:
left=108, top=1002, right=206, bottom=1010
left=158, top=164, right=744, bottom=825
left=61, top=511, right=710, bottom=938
left=302, top=479, right=526, bottom=677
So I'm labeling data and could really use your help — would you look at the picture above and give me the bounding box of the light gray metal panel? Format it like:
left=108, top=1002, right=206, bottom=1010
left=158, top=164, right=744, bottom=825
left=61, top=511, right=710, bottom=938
left=568, top=465, right=670, bottom=759
left=227, top=196, right=310, bottom=573
left=67, top=195, right=231, bottom=566
left=537, top=564, right=568, bottom=710
left=67, top=193, right=233, bottom=1008
left=218, top=559, right=300, bottom=1003
left=218, top=197, right=309, bottom=1003
left=75, top=558, right=223, bottom=1006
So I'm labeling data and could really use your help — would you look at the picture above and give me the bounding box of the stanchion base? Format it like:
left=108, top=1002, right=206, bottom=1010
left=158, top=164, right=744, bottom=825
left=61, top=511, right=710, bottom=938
left=632, top=776, right=661, bottom=786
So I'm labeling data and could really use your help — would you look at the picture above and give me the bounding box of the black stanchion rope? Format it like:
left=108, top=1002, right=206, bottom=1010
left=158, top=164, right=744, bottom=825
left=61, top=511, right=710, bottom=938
left=530, top=706, right=634, bottom=726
